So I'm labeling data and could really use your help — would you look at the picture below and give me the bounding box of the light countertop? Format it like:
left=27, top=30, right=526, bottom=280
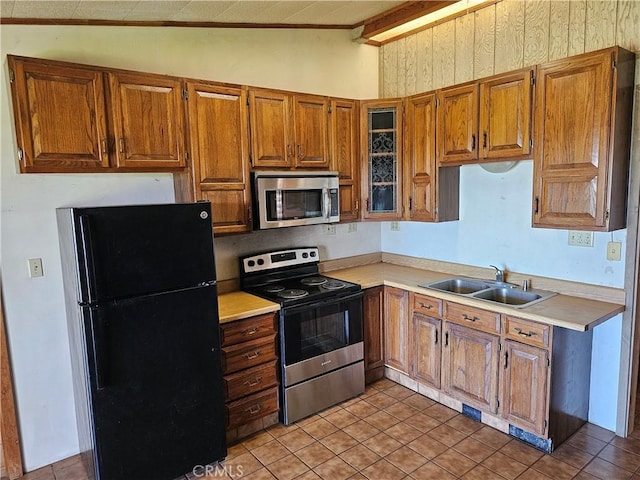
left=324, top=263, right=624, bottom=332
left=217, top=291, right=279, bottom=324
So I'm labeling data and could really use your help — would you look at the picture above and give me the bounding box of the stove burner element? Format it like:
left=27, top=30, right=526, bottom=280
left=277, top=289, right=309, bottom=299
left=263, top=284, right=285, bottom=293
left=300, top=277, right=328, bottom=286
left=323, top=280, right=346, bottom=291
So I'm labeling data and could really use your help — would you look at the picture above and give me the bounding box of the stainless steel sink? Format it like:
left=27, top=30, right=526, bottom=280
left=419, top=277, right=556, bottom=309
left=422, top=278, right=490, bottom=294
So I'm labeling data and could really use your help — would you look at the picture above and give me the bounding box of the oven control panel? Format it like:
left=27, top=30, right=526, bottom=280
left=242, top=247, right=319, bottom=274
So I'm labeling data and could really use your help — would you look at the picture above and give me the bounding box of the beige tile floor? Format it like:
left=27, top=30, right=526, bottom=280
left=22, top=379, right=640, bottom=480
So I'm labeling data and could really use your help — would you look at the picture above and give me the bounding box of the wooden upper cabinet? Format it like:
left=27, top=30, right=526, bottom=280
left=479, top=69, right=533, bottom=160
left=437, top=83, right=479, bottom=165
left=293, top=95, right=329, bottom=168
left=361, top=99, right=404, bottom=220
left=8, top=55, right=110, bottom=173
left=249, top=89, right=292, bottom=168
left=174, top=82, right=252, bottom=235
left=405, top=93, right=437, bottom=221
left=330, top=99, right=360, bottom=222
left=108, top=72, right=186, bottom=169
left=248, top=89, right=329, bottom=169
left=405, top=93, right=460, bottom=223
left=533, top=47, right=635, bottom=231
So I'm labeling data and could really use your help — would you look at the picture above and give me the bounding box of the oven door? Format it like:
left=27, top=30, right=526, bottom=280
left=281, top=291, right=363, bottom=368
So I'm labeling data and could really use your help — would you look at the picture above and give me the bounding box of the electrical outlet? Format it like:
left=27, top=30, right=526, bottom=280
left=28, top=258, right=44, bottom=278
left=348, top=223, right=357, bottom=233
left=607, top=241, right=622, bottom=261
left=568, top=230, right=594, bottom=247
left=324, top=224, right=336, bottom=235
left=390, top=221, right=400, bottom=231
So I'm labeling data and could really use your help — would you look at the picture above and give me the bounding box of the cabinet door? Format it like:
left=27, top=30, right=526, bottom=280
left=405, top=93, right=437, bottom=222
left=411, top=313, right=441, bottom=388
left=293, top=94, right=329, bottom=168
left=533, top=49, right=614, bottom=230
left=437, top=84, right=478, bottom=165
left=480, top=69, right=533, bottom=160
left=330, top=99, right=360, bottom=222
left=501, top=340, right=549, bottom=436
left=109, top=72, right=186, bottom=169
left=363, top=286, right=384, bottom=383
left=249, top=89, right=293, bottom=168
left=361, top=100, right=404, bottom=220
left=442, top=322, right=499, bottom=413
left=8, top=56, right=109, bottom=172
left=181, top=83, right=252, bottom=235
left=384, top=286, right=409, bottom=373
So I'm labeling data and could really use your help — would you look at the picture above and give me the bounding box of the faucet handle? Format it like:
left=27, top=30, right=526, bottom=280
left=489, top=265, right=504, bottom=282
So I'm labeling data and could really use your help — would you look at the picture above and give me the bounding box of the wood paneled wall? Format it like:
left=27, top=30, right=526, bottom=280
left=380, top=0, right=640, bottom=97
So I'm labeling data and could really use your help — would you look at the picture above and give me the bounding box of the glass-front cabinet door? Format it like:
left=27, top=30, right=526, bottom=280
left=361, top=100, right=404, bottom=220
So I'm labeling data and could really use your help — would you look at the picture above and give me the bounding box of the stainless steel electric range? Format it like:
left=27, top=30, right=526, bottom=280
left=240, top=247, right=364, bottom=425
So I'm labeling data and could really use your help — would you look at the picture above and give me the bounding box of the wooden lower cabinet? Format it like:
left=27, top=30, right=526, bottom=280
left=411, top=313, right=441, bottom=388
left=384, top=286, right=410, bottom=374
left=501, top=340, right=549, bottom=436
left=442, top=322, right=500, bottom=413
left=219, top=313, right=279, bottom=438
left=363, top=287, right=385, bottom=383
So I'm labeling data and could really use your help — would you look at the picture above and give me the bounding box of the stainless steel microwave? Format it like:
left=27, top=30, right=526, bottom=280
left=253, top=171, right=339, bottom=229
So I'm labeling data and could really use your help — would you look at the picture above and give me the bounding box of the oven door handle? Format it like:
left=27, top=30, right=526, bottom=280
left=282, top=290, right=363, bottom=315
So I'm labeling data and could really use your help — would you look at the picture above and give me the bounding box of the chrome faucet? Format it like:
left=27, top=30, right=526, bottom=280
left=489, top=265, right=504, bottom=283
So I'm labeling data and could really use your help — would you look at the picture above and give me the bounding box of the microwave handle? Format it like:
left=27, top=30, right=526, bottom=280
left=323, top=187, right=331, bottom=219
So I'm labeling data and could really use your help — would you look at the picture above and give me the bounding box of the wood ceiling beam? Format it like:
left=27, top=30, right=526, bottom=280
left=358, top=0, right=458, bottom=40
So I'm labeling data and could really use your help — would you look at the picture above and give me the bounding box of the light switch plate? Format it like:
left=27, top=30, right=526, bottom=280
left=607, top=241, right=622, bottom=261
left=28, top=258, right=44, bottom=277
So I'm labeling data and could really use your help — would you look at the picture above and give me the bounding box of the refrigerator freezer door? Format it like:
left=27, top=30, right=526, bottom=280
left=72, top=203, right=216, bottom=303
left=83, top=284, right=226, bottom=480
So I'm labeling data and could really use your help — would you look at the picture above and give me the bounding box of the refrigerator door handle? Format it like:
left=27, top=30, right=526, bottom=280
left=88, top=308, right=108, bottom=390
left=78, top=214, right=97, bottom=304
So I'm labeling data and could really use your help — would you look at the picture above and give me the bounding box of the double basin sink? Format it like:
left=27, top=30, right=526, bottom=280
left=418, top=277, right=556, bottom=309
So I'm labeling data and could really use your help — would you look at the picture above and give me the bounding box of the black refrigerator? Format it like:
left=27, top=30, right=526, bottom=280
left=57, top=202, right=227, bottom=480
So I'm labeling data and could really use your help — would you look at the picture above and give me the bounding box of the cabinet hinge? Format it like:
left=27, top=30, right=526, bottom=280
left=435, top=97, right=440, bottom=108
left=17, top=148, right=23, bottom=161
left=499, top=342, right=502, bottom=352
left=544, top=419, right=548, bottom=428
left=612, top=53, right=617, bottom=70
left=547, top=357, right=551, bottom=367
left=328, top=105, right=332, bottom=114
left=182, top=89, right=189, bottom=100
left=185, top=151, right=189, bottom=162
left=530, top=138, right=533, bottom=149
left=531, top=74, right=535, bottom=86
left=249, top=153, right=253, bottom=166
left=605, top=210, right=610, bottom=221
left=497, top=399, right=500, bottom=408
left=246, top=96, right=250, bottom=106
left=9, top=69, right=15, bottom=83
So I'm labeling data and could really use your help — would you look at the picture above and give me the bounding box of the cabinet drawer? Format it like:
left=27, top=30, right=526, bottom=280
left=222, top=335, right=277, bottom=374
left=412, top=293, right=442, bottom=317
left=226, top=387, right=279, bottom=429
left=444, top=301, right=500, bottom=334
left=224, top=360, right=279, bottom=402
left=220, top=313, right=277, bottom=347
left=504, top=315, right=551, bottom=348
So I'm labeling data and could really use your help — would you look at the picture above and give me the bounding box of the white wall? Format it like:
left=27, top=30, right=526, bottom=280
left=382, top=161, right=627, bottom=429
left=0, top=25, right=379, bottom=471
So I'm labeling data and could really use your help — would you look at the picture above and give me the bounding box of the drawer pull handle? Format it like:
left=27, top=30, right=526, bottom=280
left=246, top=404, right=262, bottom=415
left=462, top=314, right=478, bottom=322
left=515, top=328, right=537, bottom=337
left=419, top=302, right=433, bottom=310
left=244, top=377, right=263, bottom=387
left=321, top=360, right=332, bottom=367
left=242, top=326, right=259, bottom=336
left=245, top=350, right=261, bottom=360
